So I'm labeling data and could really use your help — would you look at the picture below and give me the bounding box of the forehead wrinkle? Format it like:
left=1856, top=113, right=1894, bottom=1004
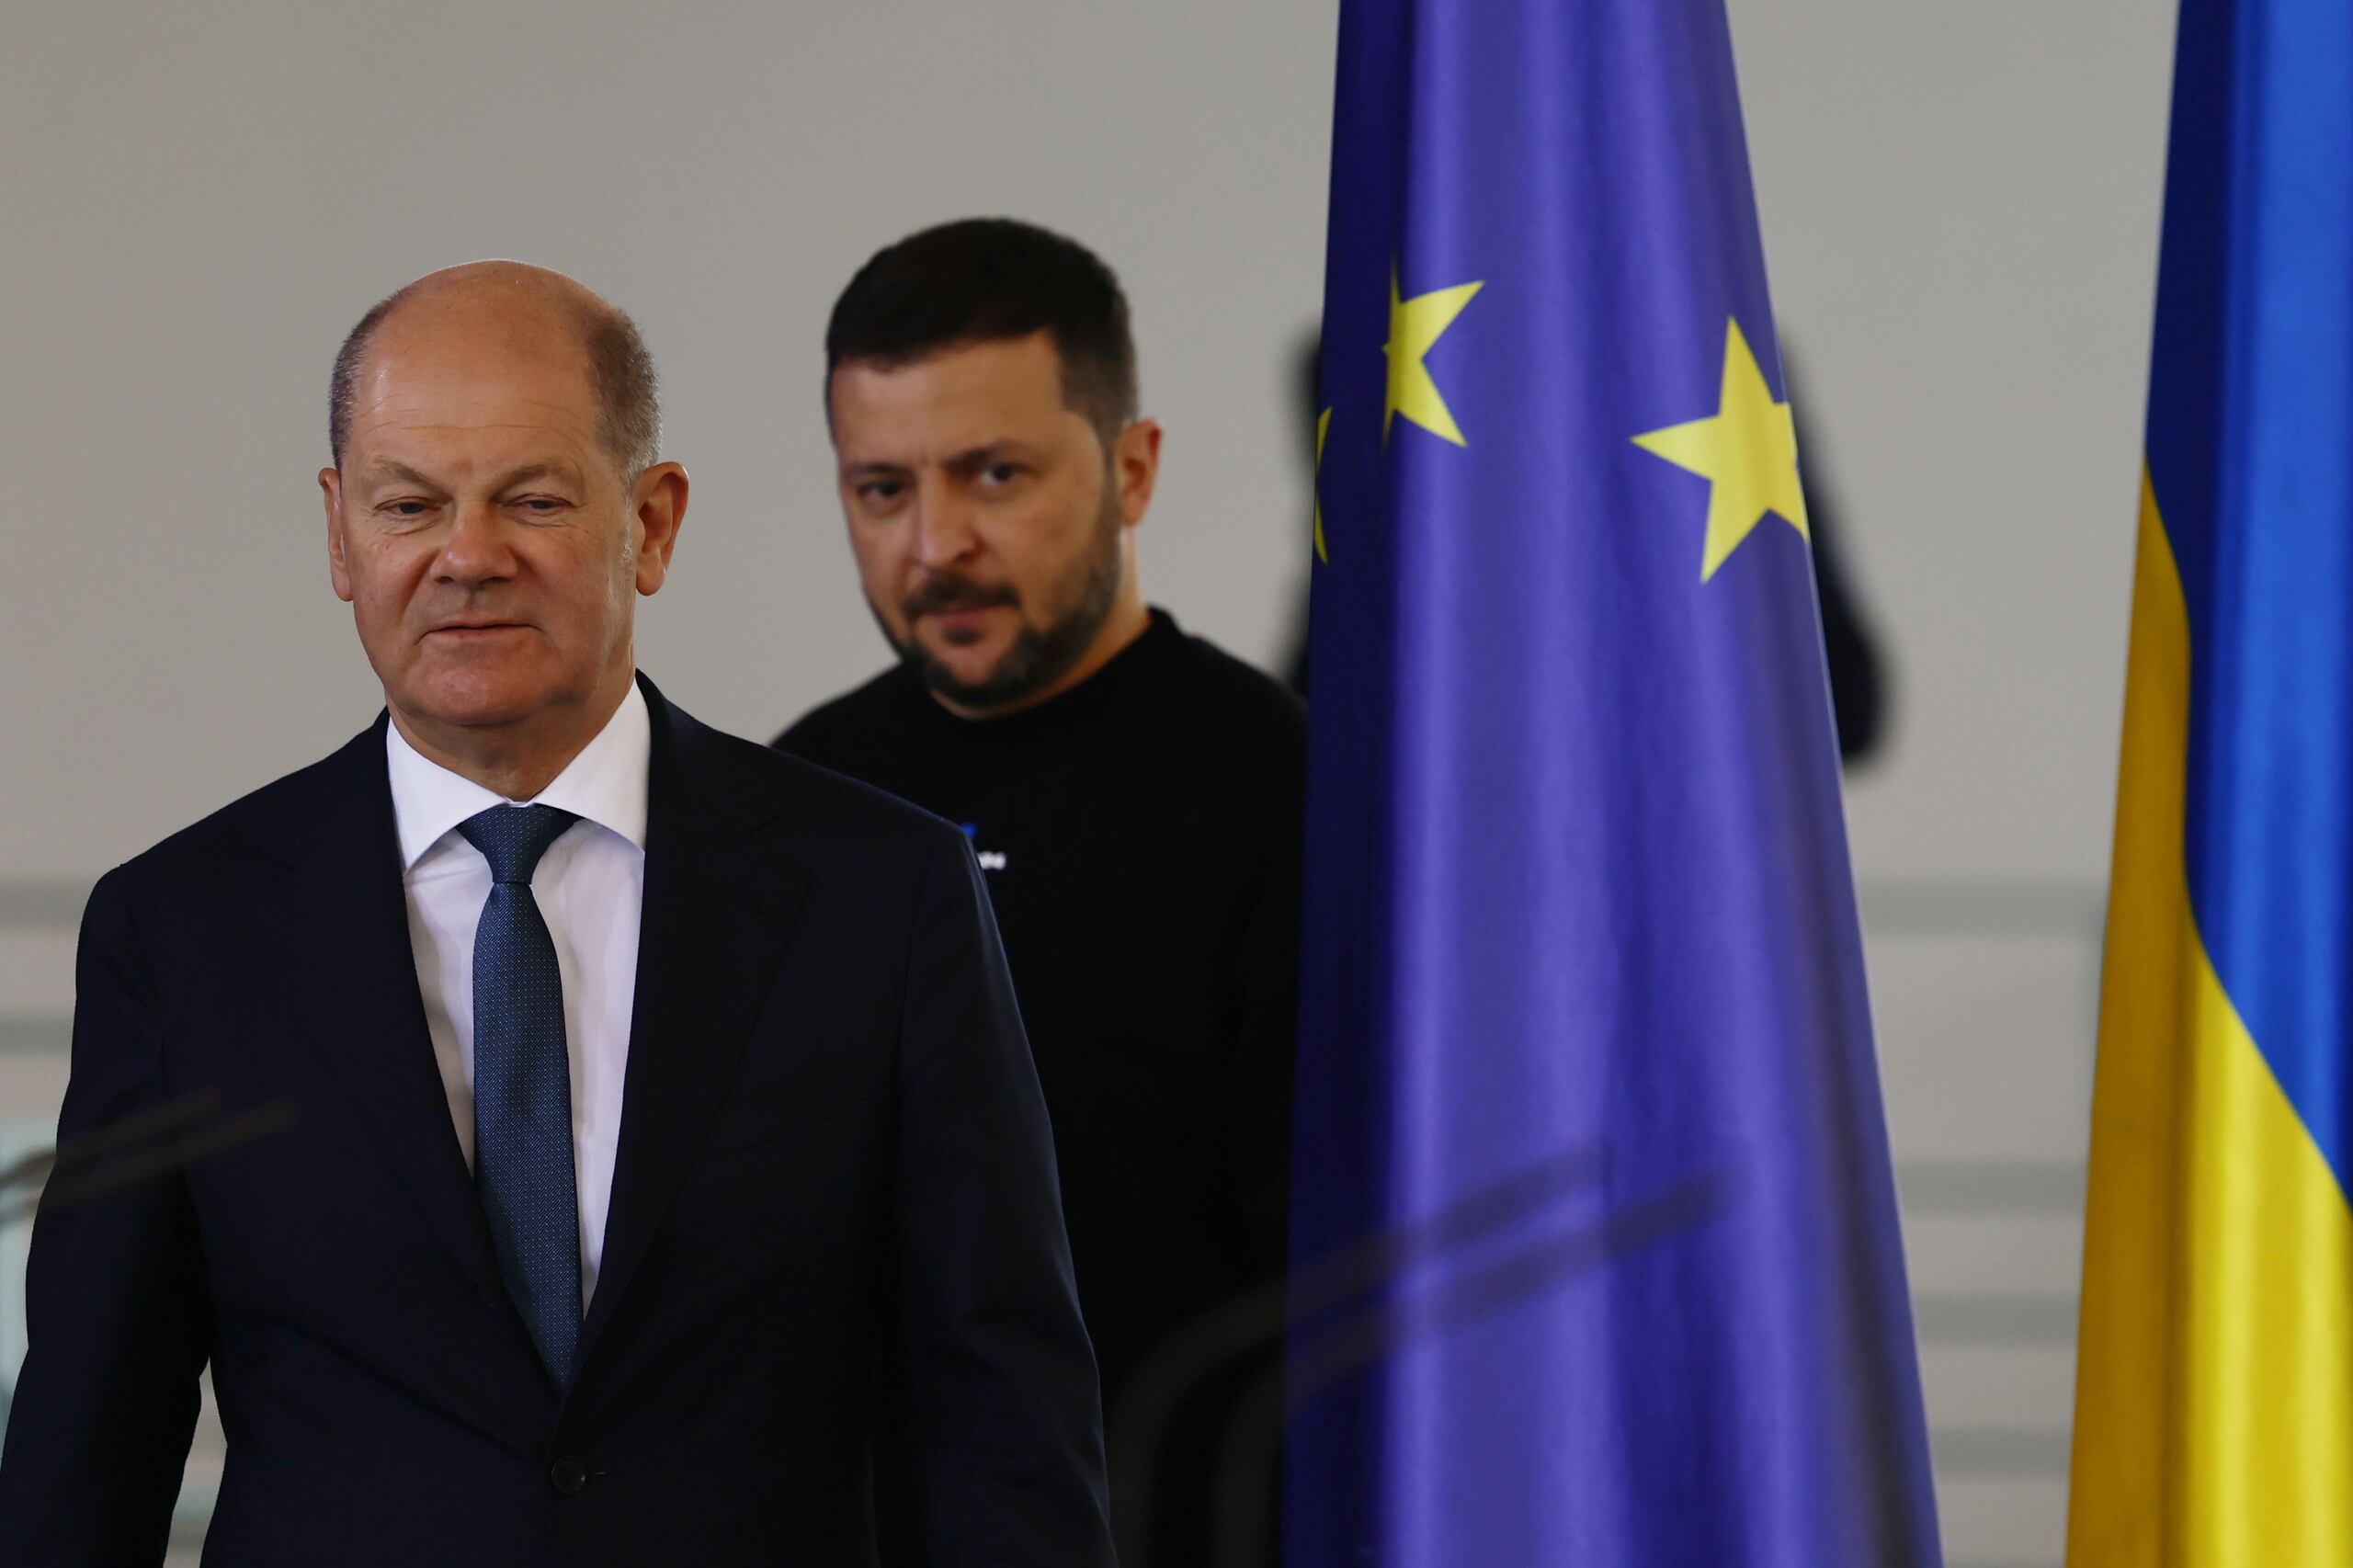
left=365, top=411, right=601, bottom=437
left=350, top=376, right=607, bottom=456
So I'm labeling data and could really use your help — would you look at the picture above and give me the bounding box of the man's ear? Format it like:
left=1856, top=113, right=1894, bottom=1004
left=321, top=468, right=356, bottom=602
left=631, top=461, right=690, bottom=595
left=1113, top=418, right=1162, bottom=529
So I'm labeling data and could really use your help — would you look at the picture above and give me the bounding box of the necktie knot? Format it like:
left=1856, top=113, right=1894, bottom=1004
left=459, top=804, right=579, bottom=885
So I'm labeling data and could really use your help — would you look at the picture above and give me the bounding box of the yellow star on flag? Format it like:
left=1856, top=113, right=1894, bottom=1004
left=1386, top=269, right=1483, bottom=445
left=1631, top=318, right=1809, bottom=581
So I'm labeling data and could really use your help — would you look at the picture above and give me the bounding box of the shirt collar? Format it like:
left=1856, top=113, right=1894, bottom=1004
left=385, top=681, right=652, bottom=871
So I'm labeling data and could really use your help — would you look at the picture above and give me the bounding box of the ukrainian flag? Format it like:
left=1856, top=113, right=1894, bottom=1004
left=2068, top=0, right=2353, bottom=1560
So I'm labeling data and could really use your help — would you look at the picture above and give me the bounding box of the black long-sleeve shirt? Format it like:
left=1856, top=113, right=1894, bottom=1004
left=779, top=607, right=1303, bottom=1565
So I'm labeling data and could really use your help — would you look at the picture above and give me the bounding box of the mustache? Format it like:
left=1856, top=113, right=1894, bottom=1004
left=902, top=573, right=1019, bottom=619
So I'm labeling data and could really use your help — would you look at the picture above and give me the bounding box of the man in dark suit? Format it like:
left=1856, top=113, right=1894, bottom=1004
left=0, top=262, right=1114, bottom=1566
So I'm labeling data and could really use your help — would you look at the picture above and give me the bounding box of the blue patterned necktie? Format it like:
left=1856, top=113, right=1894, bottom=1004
left=459, top=803, right=583, bottom=1391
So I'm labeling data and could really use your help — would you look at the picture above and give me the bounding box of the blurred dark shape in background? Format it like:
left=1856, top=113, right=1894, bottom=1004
left=1278, top=334, right=1891, bottom=769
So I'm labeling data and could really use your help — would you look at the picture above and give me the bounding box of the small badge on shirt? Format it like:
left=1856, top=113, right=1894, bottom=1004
left=958, top=822, right=1008, bottom=873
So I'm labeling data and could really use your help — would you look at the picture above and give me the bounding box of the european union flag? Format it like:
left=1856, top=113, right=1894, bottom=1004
left=1285, top=2, right=1943, bottom=1562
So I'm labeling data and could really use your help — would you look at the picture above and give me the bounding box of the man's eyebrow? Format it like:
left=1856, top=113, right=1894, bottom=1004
left=360, top=460, right=445, bottom=491
left=494, top=461, right=584, bottom=491
left=360, top=460, right=585, bottom=492
left=839, top=443, right=1035, bottom=483
left=940, top=441, right=1033, bottom=474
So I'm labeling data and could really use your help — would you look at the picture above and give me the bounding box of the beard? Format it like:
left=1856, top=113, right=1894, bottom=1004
left=879, top=488, right=1126, bottom=711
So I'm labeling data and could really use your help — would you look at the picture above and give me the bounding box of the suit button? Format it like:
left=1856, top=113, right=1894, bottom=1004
left=548, top=1457, right=588, bottom=1495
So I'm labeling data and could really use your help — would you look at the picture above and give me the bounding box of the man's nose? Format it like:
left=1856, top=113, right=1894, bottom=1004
left=436, top=499, right=517, bottom=585
left=910, top=483, right=981, bottom=569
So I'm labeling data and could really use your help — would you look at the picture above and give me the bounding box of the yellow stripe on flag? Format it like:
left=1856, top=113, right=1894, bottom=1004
left=2067, top=477, right=2353, bottom=1564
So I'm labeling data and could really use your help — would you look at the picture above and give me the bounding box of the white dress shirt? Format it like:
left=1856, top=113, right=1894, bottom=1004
left=386, top=683, right=650, bottom=1309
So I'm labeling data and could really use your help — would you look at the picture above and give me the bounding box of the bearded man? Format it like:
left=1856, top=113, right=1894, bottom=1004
left=778, top=219, right=1304, bottom=1568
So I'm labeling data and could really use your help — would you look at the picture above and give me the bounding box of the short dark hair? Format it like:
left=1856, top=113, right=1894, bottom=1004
left=824, top=218, right=1138, bottom=441
left=327, top=284, right=661, bottom=477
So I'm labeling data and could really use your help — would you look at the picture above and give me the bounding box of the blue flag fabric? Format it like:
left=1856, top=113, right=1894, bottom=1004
left=1286, top=2, right=1943, bottom=1563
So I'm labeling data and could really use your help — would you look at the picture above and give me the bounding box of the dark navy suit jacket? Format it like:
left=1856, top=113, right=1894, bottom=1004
left=0, top=676, right=1114, bottom=1566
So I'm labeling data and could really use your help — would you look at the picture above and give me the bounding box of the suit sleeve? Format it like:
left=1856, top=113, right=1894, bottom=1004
left=0, top=868, right=209, bottom=1566
left=891, top=828, right=1117, bottom=1567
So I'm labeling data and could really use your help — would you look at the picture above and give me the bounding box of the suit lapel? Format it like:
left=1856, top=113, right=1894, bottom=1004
left=276, top=722, right=508, bottom=1307
left=577, top=680, right=809, bottom=1367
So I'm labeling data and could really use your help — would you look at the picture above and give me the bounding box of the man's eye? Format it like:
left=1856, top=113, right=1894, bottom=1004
left=382, top=500, right=433, bottom=518
left=859, top=481, right=906, bottom=504
left=516, top=498, right=565, bottom=514
left=982, top=463, right=1022, bottom=486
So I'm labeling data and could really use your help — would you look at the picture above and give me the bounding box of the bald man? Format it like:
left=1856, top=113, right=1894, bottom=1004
left=0, top=264, right=1115, bottom=1567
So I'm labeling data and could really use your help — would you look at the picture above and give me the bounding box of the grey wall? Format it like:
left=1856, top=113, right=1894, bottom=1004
left=2, top=3, right=2180, bottom=1563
